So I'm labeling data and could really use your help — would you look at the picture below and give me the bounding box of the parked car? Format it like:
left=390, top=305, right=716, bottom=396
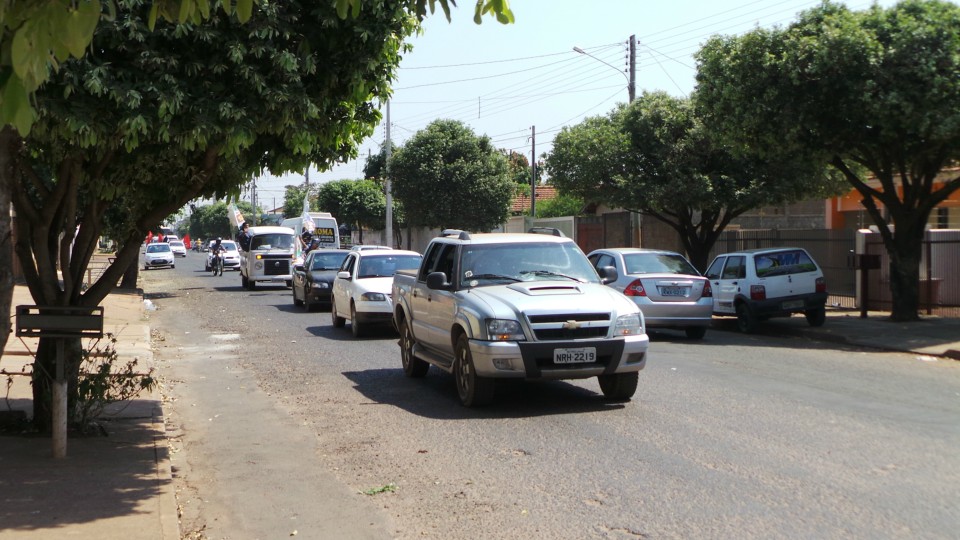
left=143, top=242, right=175, bottom=270
left=331, top=249, right=422, bottom=337
left=168, top=240, right=187, bottom=257
left=588, top=248, right=712, bottom=339
left=292, top=249, right=350, bottom=311
left=704, top=247, right=828, bottom=333
left=205, top=240, right=241, bottom=271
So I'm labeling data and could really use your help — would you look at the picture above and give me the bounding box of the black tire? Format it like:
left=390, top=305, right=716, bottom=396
left=684, top=326, right=707, bottom=340
left=598, top=372, right=639, bottom=401
left=293, top=287, right=303, bottom=307
left=171, top=264, right=175, bottom=269
left=247, top=278, right=256, bottom=290
left=143, top=265, right=148, bottom=271
left=454, top=334, right=495, bottom=407
left=805, top=307, right=826, bottom=327
left=241, top=274, right=248, bottom=288
left=399, top=319, right=429, bottom=378
left=305, top=295, right=317, bottom=312
left=286, top=280, right=293, bottom=288
left=350, top=303, right=364, bottom=338
left=331, top=298, right=345, bottom=328
left=736, top=302, right=757, bottom=334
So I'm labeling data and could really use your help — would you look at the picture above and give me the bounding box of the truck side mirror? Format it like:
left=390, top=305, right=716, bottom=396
left=426, top=271, right=449, bottom=290
left=337, top=271, right=351, bottom=280
left=600, top=265, right=618, bottom=284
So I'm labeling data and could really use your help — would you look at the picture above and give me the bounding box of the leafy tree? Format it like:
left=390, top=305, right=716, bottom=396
left=546, top=93, right=837, bottom=271
left=362, top=142, right=395, bottom=182
left=391, top=119, right=513, bottom=232
left=282, top=185, right=320, bottom=218
left=0, top=0, right=513, bottom=387
left=695, top=0, right=960, bottom=321
left=188, top=201, right=255, bottom=240
left=10, top=1, right=424, bottom=430
left=317, top=179, right=391, bottom=244
left=536, top=192, right=584, bottom=218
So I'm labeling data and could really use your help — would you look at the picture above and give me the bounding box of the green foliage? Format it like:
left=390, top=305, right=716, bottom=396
left=283, top=184, right=320, bottom=218
left=0, top=0, right=513, bottom=136
left=391, top=119, right=513, bottom=231
left=694, top=0, right=960, bottom=319
left=74, top=333, right=157, bottom=432
left=546, top=92, right=834, bottom=270
left=503, top=149, right=536, bottom=187
left=363, top=142, right=395, bottom=181
left=536, top=192, right=584, bottom=218
left=361, top=483, right=397, bottom=495
left=189, top=201, right=254, bottom=239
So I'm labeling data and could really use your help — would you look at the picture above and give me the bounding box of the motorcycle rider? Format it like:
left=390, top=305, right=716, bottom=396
left=210, top=237, right=224, bottom=273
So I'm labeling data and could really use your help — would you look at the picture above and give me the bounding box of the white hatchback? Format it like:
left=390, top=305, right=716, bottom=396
left=143, top=243, right=175, bottom=270
left=168, top=240, right=187, bottom=257
left=331, top=249, right=422, bottom=337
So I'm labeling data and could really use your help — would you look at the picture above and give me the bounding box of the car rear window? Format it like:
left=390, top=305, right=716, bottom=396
left=623, top=252, right=700, bottom=276
left=754, top=250, right=818, bottom=277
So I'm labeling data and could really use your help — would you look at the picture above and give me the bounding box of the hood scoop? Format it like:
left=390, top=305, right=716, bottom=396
left=507, top=283, right=582, bottom=295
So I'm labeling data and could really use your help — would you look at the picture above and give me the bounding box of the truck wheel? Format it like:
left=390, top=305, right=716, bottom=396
left=736, top=303, right=757, bottom=334
left=399, top=319, right=429, bottom=378
left=454, top=334, right=494, bottom=407
left=684, top=326, right=707, bottom=340
left=305, top=295, right=317, bottom=312
left=247, top=278, right=256, bottom=290
left=293, top=287, right=303, bottom=307
left=598, top=372, right=638, bottom=401
left=350, top=303, right=365, bottom=338
left=805, top=307, right=826, bottom=327
left=331, top=298, right=345, bottom=328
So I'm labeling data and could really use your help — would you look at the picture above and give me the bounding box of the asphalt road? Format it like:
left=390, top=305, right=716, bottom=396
left=146, top=252, right=960, bottom=540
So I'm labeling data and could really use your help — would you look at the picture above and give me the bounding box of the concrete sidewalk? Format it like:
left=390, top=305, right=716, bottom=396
left=1, top=280, right=957, bottom=540
left=0, top=283, right=178, bottom=539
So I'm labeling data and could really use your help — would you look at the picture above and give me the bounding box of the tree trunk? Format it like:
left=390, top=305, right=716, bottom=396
left=885, top=226, right=924, bottom=322
left=32, top=336, right=83, bottom=432
left=0, top=126, right=18, bottom=355
left=120, top=255, right=139, bottom=289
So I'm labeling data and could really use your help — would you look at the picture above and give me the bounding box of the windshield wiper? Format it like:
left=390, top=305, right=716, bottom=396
left=519, top=270, right=583, bottom=283
left=468, top=273, right=521, bottom=282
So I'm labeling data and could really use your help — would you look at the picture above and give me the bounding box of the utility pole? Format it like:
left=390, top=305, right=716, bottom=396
left=629, top=34, right=636, bottom=103
left=385, top=100, right=393, bottom=247
left=530, top=125, right=536, bottom=218
left=251, top=178, right=257, bottom=225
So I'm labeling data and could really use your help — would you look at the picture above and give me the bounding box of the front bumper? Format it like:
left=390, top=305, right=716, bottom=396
left=469, top=334, right=649, bottom=380
left=146, top=258, right=173, bottom=267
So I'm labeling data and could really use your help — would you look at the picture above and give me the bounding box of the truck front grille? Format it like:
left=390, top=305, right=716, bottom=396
left=526, top=313, right=610, bottom=341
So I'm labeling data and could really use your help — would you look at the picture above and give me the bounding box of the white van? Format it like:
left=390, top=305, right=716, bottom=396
left=239, top=226, right=297, bottom=290
left=280, top=212, right=340, bottom=263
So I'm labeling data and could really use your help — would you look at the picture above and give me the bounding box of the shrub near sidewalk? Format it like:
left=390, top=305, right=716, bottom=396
left=1, top=332, right=156, bottom=435
left=74, top=333, right=157, bottom=434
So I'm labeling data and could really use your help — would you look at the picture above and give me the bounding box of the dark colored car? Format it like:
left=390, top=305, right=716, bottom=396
left=292, top=249, right=350, bottom=311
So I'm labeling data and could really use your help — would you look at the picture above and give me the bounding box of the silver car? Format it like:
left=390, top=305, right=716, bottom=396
left=588, top=248, right=712, bottom=339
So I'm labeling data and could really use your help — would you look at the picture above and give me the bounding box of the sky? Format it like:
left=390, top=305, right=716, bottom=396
left=248, top=0, right=899, bottom=211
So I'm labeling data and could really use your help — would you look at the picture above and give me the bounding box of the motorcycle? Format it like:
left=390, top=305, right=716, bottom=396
left=211, top=251, right=224, bottom=276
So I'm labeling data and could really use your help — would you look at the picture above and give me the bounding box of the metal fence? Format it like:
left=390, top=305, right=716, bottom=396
left=863, top=230, right=960, bottom=316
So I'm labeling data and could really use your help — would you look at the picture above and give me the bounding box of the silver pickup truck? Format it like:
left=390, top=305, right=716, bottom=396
left=391, top=230, right=649, bottom=406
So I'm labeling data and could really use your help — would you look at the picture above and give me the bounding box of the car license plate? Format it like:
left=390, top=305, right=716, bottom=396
left=659, top=286, right=687, bottom=297
left=554, top=347, right=596, bottom=364
left=782, top=300, right=804, bottom=309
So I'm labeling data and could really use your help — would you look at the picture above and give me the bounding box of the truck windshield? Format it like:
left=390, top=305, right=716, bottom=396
left=460, top=242, right=599, bottom=287
left=250, top=234, right=294, bottom=251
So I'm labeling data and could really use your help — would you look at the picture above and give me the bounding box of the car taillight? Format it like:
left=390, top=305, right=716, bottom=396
left=750, top=284, right=766, bottom=300
left=816, top=277, right=826, bottom=293
left=702, top=281, right=712, bottom=298
left=624, top=279, right=647, bottom=297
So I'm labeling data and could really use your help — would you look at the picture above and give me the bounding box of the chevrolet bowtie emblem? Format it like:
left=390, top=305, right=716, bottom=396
left=563, top=320, right=581, bottom=330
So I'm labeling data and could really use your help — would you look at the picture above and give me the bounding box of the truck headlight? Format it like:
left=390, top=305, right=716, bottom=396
left=614, top=313, right=643, bottom=336
left=486, top=319, right=525, bottom=341
left=361, top=292, right=386, bottom=301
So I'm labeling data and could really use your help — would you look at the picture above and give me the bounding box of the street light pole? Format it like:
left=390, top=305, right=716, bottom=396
left=574, top=35, right=636, bottom=103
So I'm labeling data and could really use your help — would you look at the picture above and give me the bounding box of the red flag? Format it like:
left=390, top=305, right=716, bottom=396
left=146, top=231, right=154, bottom=244
left=183, top=233, right=192, bottom=249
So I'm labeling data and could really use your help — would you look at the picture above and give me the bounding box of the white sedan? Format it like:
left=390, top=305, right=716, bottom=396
left=331, top=249, right=422, bottom=337
left=168, top=240, right=187, bottom=257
